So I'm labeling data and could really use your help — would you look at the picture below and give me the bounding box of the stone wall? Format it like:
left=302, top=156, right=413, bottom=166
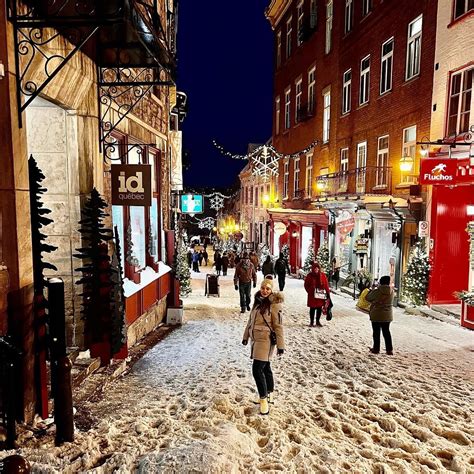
left=127, top=297, right=167, bottom=348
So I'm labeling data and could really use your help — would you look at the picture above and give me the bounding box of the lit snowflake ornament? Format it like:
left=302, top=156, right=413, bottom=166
left=250, top=145, right=279, bottom=182
left=209, top=193, right=225, bottom=211
left=198, top=217, right=215, bottom=230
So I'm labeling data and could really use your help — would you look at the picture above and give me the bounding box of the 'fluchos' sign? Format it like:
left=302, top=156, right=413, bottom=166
left=111, top=164, right=152, bottom=206
left=420, top=159, right=457, bottom=185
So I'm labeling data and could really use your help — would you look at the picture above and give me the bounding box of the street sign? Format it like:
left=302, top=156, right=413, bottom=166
left=274, top=222, right=287, bottom=236
left=418, top=221, right=429, bottom=238
left=419, top=158, right=457, bottom=185
left=180, top=194, right=204, bottom=214
left=111, top=164, right=151, bottom=207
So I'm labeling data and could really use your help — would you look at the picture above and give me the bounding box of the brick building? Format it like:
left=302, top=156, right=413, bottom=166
left=266, top=0, right=437, bottom=291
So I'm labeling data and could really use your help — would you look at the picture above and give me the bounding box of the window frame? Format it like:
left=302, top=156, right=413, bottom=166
left=446, top=66, right=474, bottom=136
left=305, top=153, right=313, bottom=197
left=340, top=147, right=349, bottom=190
left=276, top=31, right=282, bottom=68
left=283, top=159, right=290, bottom=199
left=380, top=37, right=394, bottom=95
left=325, top=1, right=333, bottom=54
left=359, top=55, right=371, bottom=105
left=342, top=68, right=352, bottom=114
left=297, top=0, right=305, bottom=46
left=308, top=66, right=316, bottom=114
left=401, top=125, right=417, bottom=184
left=286, top=16, right=293, bottom=59
left=294, top=156, right=301, bottom=197
left=284, top=87, right=291, bottom=129
left=323, top=89, right=331, bottom=143
left=275, top=96, right=281, bottom=135
left=310, top=0, right=318, bottom=29
left=295, top=78, right=303, bottom=123
left=406, top=15, right=423, bottom=81
left=344, top=0, right=354, bottom=34
left=453, top=0, right=474, bottom=20
left=376, top=135, right=389, bottom=187
left=362, top=0, right=372, bottom=16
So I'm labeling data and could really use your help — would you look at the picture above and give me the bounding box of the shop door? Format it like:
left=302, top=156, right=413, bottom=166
left=372, top=221, right=396, bottom=281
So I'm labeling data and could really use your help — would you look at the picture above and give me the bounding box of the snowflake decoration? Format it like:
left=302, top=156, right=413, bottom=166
left=209, top=193, right=225, bottom=211
left=198, top=217, right=215, bottom=230
left=250, top=145, right=279, bottom=182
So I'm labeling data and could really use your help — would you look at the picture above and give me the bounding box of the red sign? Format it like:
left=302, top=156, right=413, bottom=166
left=419, top=159, right=457, bottom=185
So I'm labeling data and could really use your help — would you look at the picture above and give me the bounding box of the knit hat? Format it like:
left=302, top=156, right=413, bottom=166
left=261, top=275, right=274, bottom=290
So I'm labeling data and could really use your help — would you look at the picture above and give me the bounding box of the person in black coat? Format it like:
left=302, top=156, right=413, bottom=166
left=214, top=252, right=222, bottom=276
left=222, top=252, right=229, bottom=276
left=203, top=249, right=209, bottom=266
left=274, top=253, right=291, bottom=291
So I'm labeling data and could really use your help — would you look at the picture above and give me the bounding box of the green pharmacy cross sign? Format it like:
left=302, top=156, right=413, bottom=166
left=181, top=194, right=204, bottom=214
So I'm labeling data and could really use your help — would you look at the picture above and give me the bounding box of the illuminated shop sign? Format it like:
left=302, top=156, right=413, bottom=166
left=181, top=194, right=204, bottom=214
left=419, top=159, right=457, bottom=185
left=111, top=164, right=152, bottom=207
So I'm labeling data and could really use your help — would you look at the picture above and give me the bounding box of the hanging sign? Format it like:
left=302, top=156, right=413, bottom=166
left=418, top=221, right=429, bottom=238
left=111, top=164, right=151, bottom=207
left=274, top=222, right=287, bottom=236
left=419, top=159, right=457, bottom=185
left=355, top=237, right=369, bottom=254
left=181, top=194, right=204, bottom=214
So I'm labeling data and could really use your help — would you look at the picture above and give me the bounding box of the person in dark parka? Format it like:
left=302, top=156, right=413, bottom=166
left=261, top=255, right=275, bottom=278
left=274, top=253, right=291, bottom=291
left=222, top=252, right=229, bottom=276
left=214, top=252, right=222, bottom=276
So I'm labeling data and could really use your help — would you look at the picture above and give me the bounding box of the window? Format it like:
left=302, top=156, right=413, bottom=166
left=286, top=16, right=293, bottom=58
left=255, top=187, right=259, bottom=208
left=376, top=136, right=389, bottom=187
left=285, top=87, right=291, bottom=129
left=149, top=150, right=160, bottom=264
left=325, top=1, right=333, bottom=54
left=295, top=79, right=303, bottom=123
left=323, top=89, right=331, bottom=143
left=297, top=0, right=304, bottom=46
left=283, top=160, right=289, bottom=198
left=402, top=126, right=416, bottom=183
left=356, top=142, right=367, bottom=192
left=344, top=0, right=353, bottom=34
left=360, top=55, right=370, bottom=105
left=308, top=67, right=316, bottom=114
left=306, top=153, right=313, bottom=197
left=310, top=0, right=317, bottom=29
left=294, top=157, right=301, bottom=197
left=340, top=148, right=349, bottom=190
left=447, top=67, right=473, bottom=136
left=362, top=0, right=372, bottom=16
left=276, top=31, right=282, bottom=68
left=454, top=0, right=474, bottom=20
left=275, top=96, right=281, bottom=134
left=380, top=38, right=394, bottom=94
left=406, top=15, right=422, bottom=80
left=342, top=69, right=352, bottom=114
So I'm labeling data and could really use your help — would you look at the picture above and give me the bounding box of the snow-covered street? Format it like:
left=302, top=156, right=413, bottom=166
left=4, top=268, right=474, bottom=473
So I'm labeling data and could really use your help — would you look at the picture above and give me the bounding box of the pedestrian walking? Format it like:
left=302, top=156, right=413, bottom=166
left=304, top=262, right=331, bottom=327
left=192, top=249, right=200, bottom=273
left=242, top=276, right=285, bottom=415
left=250, top=251, right=260, bottom=272
left=222, top=252, right=229, bottom=276
left=198, top=250, right=204, bottom=266
left=365, top=275, right=394, bottom=355
left=274, top=253, right=291, bottom=291
left=187, top=248, right=193, bottom=269
left=234, top=252, right=257, bottom=313
left=214, top=252, right=222, bottom=276
left=261, top=255, right=275, bottom=278
left=203, top=249, right=209, bottom=266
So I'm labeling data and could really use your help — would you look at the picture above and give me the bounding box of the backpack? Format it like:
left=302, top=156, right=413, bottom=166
left=275, top=259, right=286, bottom=274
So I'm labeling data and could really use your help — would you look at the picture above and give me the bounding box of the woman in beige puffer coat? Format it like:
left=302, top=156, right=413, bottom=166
left=242, top=277, right=285, bottom=415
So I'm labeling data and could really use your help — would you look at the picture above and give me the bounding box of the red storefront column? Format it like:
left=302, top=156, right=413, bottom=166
left=428, top=185, right=474, bottom=305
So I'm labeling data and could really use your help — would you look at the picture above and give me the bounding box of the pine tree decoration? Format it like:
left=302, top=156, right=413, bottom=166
left=303, top=244, right=315, bottom=274
left=316, top=240, right=331, bottom=275
left=125, top=220, right=139, bottom=267
left=28, top=155, right=58, bottom=293
left=257, top=243, right=271, bottom=267
left=175, top=240, right=192, bottom=298
left=74, top=188, right=114, bottom=357
left=110, top=226, right=126, bottom=356
left=281, top=243, right=289, bottom=260
left=401, top=240, right=430, bottom=306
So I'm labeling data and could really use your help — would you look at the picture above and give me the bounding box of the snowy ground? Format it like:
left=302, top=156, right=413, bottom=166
left=3, top=265, right=474, bottom=473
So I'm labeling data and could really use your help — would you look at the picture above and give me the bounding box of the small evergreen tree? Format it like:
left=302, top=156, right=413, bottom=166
left=316, top=240, right=331, bottom=275
left=401, top=240, right=430, bottom=306
left=303, top=244, right=315, bottom=274
left=175, top=240, right=192, bottom=297
left=281, top=243, right=289, bottom=261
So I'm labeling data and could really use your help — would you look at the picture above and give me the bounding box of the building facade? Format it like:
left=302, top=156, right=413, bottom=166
left=0, top=0, right=182, bottom=420
left=266, top=0, right=437, bottom=291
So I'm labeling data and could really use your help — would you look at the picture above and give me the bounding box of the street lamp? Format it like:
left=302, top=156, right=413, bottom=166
left=400, top=154, right=414, bottom=172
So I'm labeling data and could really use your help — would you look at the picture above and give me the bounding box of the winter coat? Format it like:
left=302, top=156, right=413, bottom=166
left=261, top=260, right=275, bottom=277
left=243, top=291, right=285, bottom=362
left=250, top=254, right=260, bottom=271
left=365, top=285, right=394, bottom=322
left=234, top=258, right=257, bottom=285
left=275, top=258, right=290, bottom=276
left=192, top=252, right=200, bottom=263
left=304, top=271, right=330, bottom=308
left=221, top=255, right=229, bottom=270
left=214, top=255, right=222, bottom=271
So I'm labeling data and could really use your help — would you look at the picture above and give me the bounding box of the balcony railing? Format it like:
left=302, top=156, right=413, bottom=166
left=315, top=166, right=392, bottom=198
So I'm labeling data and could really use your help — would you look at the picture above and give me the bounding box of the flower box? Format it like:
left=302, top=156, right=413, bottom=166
left=461, top=300, right=474, bottom=330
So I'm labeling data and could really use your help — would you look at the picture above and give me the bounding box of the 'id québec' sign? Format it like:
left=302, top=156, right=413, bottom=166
left=419, top=158, right=457, bottom=185
left=111, top=164, right=152, bottom=207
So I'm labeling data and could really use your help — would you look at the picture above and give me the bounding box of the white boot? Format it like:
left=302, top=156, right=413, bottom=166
left=259, top=397, right=269, bottom=415
left=268, top=392, right=274, bottom=404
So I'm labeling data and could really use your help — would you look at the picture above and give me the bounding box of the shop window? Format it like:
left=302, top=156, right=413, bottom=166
left=454, top=0, right=474, bottom=20
left=406, top=15, right=422, bottom=80
left=447, top=67, right=473, bottom=136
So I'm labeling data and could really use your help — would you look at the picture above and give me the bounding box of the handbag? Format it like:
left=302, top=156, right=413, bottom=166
left=314, top=288, right=327, bottom=300
left=262, top=314, right=277, bottom=346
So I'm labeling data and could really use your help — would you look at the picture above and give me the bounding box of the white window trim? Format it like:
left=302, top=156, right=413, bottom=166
left=406, top=15, right=423, bottom=81
left=286, top=16, right=293, bottom=59
left=376, top=135, right=389, bottom=187
left=294, top=157, right=301, bottom=197
left=306, top=153, right=313, bottom=196
left=275, top=96, right=281, bottom=135
left=297, top=0, right=304, bottom=46
left=323, top=89, right=331, bottom=143
left=283, top=159, right=290, bottom=198
left=284, top=87, right=291, bottom=129
left=447, top=66, right=474, bottom=136
left=325, top=1, right=333, bottom=54
left=342, top=68, right=352, bottom=114
left=454, top=0, right=474, bottom=19
left=356, top=141, right=367, bottom=193
left=362, top=0, right=371, bottom=16
left=401, top=125, right=417, bottom=184
left=276, top=31, right=282, bottom=68
left=308, top=66, right=316, bottom=114
left=344, top=0, right=353, bottom=34
left=295, top=78, right=303, bottom=123
left=340, top=148, right=349, bottom=191
left=380, top=37, right=394, bottom=95
left=310, top=0, right=317, bottom=29
left=359, top=55, right=370, bottom=105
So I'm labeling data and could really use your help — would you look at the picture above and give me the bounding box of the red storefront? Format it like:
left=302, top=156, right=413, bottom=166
left=425, top=155, right=474, bottom=329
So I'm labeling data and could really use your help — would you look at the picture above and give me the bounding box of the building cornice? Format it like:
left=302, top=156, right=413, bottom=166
left=266, top=0, right=292, bottom=29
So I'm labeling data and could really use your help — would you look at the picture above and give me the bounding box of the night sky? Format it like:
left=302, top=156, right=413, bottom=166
left=177, top=0, right=274, bottom=188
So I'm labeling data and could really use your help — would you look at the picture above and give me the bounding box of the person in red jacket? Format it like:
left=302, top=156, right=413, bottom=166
left=304, top=262, right=331, bottom=327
